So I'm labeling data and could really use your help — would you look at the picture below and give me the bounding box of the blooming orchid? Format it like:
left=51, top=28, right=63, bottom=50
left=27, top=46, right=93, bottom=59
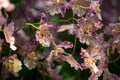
left=1, top=54, right=22, bottom=77
left=70, top=0, right=91, bottom=17
left=36, top=23, right=52, bottom=47
left=24, top=52, right=38, bottom=70
left=80, top=48, right=99, bottom=73
left=43, top=0, right=69, bottom=17
left=47, top=41, right=82, bottom=70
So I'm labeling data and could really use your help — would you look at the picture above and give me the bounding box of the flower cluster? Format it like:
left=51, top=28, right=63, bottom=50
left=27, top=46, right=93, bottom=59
left=0, top=0, right=120, bottom=80
left=1, top=54, right=22, bottom=79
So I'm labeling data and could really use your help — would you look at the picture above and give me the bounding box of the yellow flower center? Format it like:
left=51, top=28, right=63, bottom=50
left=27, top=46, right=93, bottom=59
left=84, top=24, right=92, bottom=34
left=6, top=61, right=13, bottom=69
left=95, top=6, right=100, bottom=12
left=39, top=27, right=47, bottom=36
left=27, top=52, right=36, bottom=60
left=55, top=48, right=64, bottom=56
left=84, top=58, right=98, bottom=73
left=85, top=58, right=94, bottom=66
left=115, top=24, right=120, bottom=32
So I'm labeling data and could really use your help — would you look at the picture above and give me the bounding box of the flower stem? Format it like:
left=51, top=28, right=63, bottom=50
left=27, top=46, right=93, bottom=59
left=72, top=36, right=77, bottom=56
left=106, top=47, right=111, bottom=59
left=52, top=17, right=78, bottom=23
left=109, top=55, right=120, bottom=63
left=15, top=23, right=39, bottom=33
left=25, top=23, right=39, bottom=30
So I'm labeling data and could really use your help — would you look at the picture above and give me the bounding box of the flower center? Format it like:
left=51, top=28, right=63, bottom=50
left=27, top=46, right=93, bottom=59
left=55, top=48, right=64, bottom=55
left=5, top=61, right=13, bottom=69
left=85, top=58, right=94, bottom=66
left=84, top=24, right=92, bottom=34
left=95, top=5, right=100, bottom=12
left=40, top=27, right=47, bottom=36
left=115, top=24, right=120, bottom=32
left=27, top=52, right=36, bottom=60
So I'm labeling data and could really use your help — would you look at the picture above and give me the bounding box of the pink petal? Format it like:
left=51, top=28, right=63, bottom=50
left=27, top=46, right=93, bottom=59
left=57, top=41, right=73, bottom=49
left=57, top=25, right=70, bottom=32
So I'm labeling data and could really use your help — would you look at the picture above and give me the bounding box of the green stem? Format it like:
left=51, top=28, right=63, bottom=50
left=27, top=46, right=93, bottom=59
left=25, top=23, right=39, bottom=30
left=107, top=47, right=120, bottom=63
left=15, top=23, right=39, bottom=33
left=106, top=47, right=111, bottom=59
left=107, top=48, right=120, bottom=71
left=109, top=55, right=120, bottom=63
left=71, top=12, right=77, bottom=56
left=72, top=37, right=77, bottom=56
left=52, top=17, right=79, bottom=23
left=68, top=17, right=79, bottom=23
